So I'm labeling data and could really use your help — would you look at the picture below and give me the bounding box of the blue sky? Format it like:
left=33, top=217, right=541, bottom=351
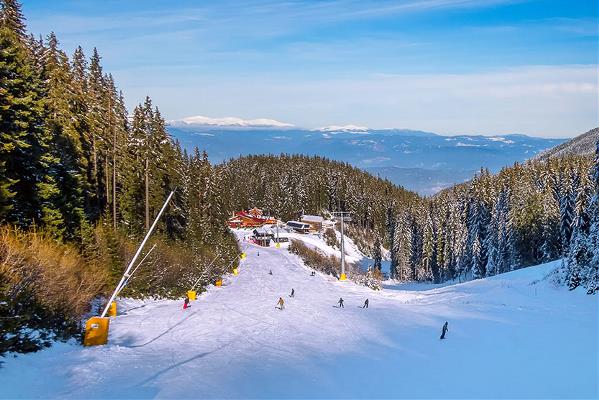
left=22, top=0, right=598, bottom=137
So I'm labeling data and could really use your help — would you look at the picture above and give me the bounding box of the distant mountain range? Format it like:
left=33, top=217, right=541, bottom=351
left=535, top=127, right=599, bottom=161
left=167, top=117, right=567, bottom=195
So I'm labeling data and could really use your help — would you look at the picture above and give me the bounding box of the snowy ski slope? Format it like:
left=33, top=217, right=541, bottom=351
left=1, top=233, right=597, bottom=398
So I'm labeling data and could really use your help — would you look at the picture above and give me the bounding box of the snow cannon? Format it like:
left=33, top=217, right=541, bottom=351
left=339, top=273, right=347, bottom=281
left=108, top=301, right=117, bottom=317
left=83, top=317, right=110, bottom=346
left=187, top=290, right=197, bottom=301
left=215, top=279, right=223, bottom=287
left=233, top=268, right=239, bottom=276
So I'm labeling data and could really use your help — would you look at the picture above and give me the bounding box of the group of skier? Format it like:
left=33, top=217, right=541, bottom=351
left=181, top=247, right=449, bottom=340
left=276, top=294, right=368, bottom=310
left=335, top=297, right=368, bottom=308
left=276, top=288, right=294, bottom=310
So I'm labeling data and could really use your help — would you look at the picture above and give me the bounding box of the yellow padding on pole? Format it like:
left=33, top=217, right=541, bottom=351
left=215, top=279, right=223, bottom=287
left=108, top=301, right=117, bottom=317
left=240, top=252, right=246, bottom=259
left=275, top=242, right=281, bottom=248
left=83, top=317, right=110, bottom=346
left=187, top=290, right=197, bottom=301
left=233, top=268, right=239, bottom=276
left=339, top=273, right=347, bottom=281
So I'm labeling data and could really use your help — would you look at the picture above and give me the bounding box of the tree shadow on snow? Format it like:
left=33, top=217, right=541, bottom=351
left=120, top=304, right=147, bottom=314
left=134, top=341, right=233, bottom=388
left=122, top=310, right=198, bottom=348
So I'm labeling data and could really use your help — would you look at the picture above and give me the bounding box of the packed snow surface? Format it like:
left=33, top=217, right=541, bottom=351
left=1, top=233, right=597, bottom=399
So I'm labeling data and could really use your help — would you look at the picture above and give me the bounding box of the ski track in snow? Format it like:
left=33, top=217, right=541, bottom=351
left=1, top=232, right=597, bottom=399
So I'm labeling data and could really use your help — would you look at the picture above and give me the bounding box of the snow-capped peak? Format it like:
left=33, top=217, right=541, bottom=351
left=315, top=124, right=369, bottom=132
left=168, top=115, right=294, bottom=128
left=487, top=136, right=515, bottom=144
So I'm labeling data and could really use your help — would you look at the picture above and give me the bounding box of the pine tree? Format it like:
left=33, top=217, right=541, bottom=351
left=540, top=184, right=561, bottom=261
left=86, top=47, right=107, bottom=218
left=559, top=176, right=575, bottom=254
left=0, top=0, right=26, bottom=40
left=564, top=143, right=599, bottom=293
left=39, top=32, right=91, bottom=239
left=0, top=8, right=47, bottom=226
left=386, top=206, right=398, bottom=279
left=373, top=234, right=382, bottom=272
left=119, top=104, right=146, bottom=235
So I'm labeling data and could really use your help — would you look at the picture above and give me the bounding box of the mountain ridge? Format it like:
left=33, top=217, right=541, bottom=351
left=168, top=125, right=565, bottom=194
left=535, top=127, right=599, bottom=161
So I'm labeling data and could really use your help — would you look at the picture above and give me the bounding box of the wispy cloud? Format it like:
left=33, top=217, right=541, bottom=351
left=126, top=64, right=597, bottom=138
left=26, top=0, right=522, bottom=40
left=21, top=0, right=597, bottom=137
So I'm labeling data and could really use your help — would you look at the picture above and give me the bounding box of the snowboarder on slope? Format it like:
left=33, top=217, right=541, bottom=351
left=440, top=321, right=448, bottom=339
left=183, top=296, right=191, bottom=310
left=290, top=288, right=295, bottom=297
left=338, top=298, right=344, bottom=308
left=269, top=269, right=273, bottom=275
left=277, top=297, right=285, bottom=310
left=362, top=299, right=369, bottom=308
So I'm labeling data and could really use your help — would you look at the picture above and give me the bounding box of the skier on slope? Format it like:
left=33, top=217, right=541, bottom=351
left=338, top=297, right=344, bottom=308
left=290, top=288, right=295, bottom=297
left=440, top=321, right=449, bottom=339
left=269, top=269, right=273, bottom=275
left=277, top=297, right=285, bottom=310
left=362, top=299, right=369, bottom=309
left=183, top=296, right=191, bottom=310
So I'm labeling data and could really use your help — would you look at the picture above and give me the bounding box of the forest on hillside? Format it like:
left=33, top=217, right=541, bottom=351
left=0, top=0, right=237, bottom=355
left=219, top=152, right=599, bottom=294
left=387, top=155, right=598, bottom=294
left=218, top=154, right=418, bottom=228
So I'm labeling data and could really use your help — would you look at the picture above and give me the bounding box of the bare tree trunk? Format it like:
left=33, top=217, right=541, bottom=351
left=110, top=96, right=117, bottom=229
left=105, top=153, right=110, bottom=207
left=145, top=157, right=150, bottom=233
left=113, top=138, right=117, bottom=229
left=92, top=135, right=98, bottom=213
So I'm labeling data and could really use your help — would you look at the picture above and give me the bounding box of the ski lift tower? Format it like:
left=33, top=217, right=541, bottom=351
left=275, top=219, right=281, bottom=248
left=332, top=211, right=352, bottom=281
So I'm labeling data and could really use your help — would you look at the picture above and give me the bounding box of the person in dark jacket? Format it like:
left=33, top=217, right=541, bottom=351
left=269, top=269, right=273, bottom=275
left=362, top=299, right=369, bottom=308
left=290, top=288, right=295, bottom=297
left=440, top=321, right=448, bottom=339
left=338, top=297, right=344, bottom=308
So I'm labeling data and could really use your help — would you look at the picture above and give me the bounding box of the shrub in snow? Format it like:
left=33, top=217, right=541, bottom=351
left=0, top=227, right=106, bottom=355
left=288, top=239, right=381, bottom=290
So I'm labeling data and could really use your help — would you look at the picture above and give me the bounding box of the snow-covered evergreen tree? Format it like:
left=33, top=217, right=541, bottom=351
left=563, top=141, right=599, bottom=294
left=373, top=234, right=382, bottom=272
